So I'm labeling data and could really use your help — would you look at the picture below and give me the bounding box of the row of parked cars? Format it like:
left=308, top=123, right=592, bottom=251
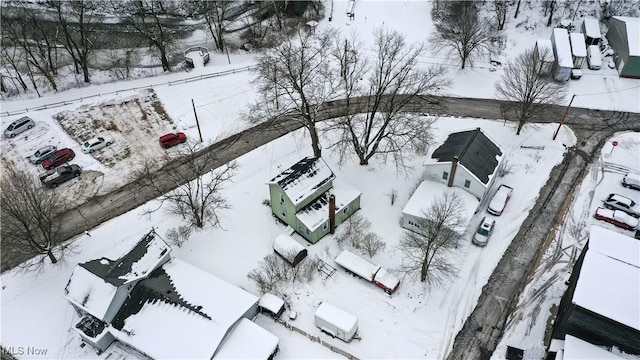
left=593, top=173, right=640, bottom=233
left=472, top=184, right=514, bottom=247
left=5, top=116, right=188, bottom=189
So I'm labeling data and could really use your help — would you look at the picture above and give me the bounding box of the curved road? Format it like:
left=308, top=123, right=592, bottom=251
left=2, top=94, right=639, bottom=360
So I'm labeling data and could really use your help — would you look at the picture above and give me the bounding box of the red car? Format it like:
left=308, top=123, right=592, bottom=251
left=42, top=148, right=75, bottom=170
left=159, top=132, right=186, bottom=148
left=594, top=207, right=639, bottom=231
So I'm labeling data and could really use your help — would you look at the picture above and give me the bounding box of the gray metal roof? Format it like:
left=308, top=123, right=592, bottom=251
left=431, top=128, right=502, bottom=184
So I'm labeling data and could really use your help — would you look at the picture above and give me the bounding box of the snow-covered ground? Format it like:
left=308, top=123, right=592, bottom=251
left=1, top=1, right=639, bottom=359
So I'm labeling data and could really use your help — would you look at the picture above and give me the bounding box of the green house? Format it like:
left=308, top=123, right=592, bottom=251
left=267, top=157, right=361, bottom=243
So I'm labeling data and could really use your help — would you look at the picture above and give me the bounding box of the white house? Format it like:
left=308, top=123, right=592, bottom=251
left=401, top=180, right=479, bottom=233
left=63, top=230, right=278, bottom=359
left=423, top=127, right=503, bottom=201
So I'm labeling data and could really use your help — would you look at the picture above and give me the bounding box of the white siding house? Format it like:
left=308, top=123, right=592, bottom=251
left=423, top=127, right=503, bottom=201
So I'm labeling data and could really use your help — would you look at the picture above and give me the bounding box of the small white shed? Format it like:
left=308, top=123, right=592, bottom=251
left=569, top=32, right=587, bottom=69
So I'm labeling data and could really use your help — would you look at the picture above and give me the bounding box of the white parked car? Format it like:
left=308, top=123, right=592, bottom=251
left=82, top=135, right=113, bottom=153
left=29, top=145, right=57, bottom=164
left=472, top=217, right=495, bottom=247
left=603, top=193, right=640, bottom=218
left=488, top=184, right=513, bottom=216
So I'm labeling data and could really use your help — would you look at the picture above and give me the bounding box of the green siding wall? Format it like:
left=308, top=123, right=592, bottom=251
left=268, top=184, right=296, bottom=227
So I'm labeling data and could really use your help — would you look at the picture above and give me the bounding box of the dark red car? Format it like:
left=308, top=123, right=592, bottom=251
left=159, top=132, right=186, bottom=148
left=42, top=148, right=75, bottom=170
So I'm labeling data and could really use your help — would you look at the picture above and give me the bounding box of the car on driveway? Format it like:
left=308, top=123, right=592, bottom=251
left=594, top=207, right=639, bottom=230
left=29, top=145, right=57, bottom=164
left=159, top=132, right=186, bottom=148
left=488, top=184, right=513, bottom=216
left=472, top=217, right=495, bottom=247
left=4, top=116, right=35, bottom=138
left=40, top=164, right=81, bottom=188
left=42, top=148, right=75, bottom=170
left=82, top=135, right=113, bottom=153
left=603, top=193, right=640, bottom=218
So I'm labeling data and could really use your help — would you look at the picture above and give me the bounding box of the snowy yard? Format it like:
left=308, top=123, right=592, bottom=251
left=1, top=1, right=639, bottom=359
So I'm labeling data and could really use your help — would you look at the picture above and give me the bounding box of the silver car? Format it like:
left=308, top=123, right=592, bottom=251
left=29, top=145, right=57, bottom=164
left=472, top=217, right=495, bottom=247
left=4, top=117, right=35, bottom=138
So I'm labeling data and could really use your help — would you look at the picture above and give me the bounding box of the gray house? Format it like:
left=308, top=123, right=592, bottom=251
left=606, top=16, right=640, bottom=79
left=267, top=156, right=361, bottom=243
left=423, top=128, right=503, bottom=201
left=63, top=230, right=278, bottom=359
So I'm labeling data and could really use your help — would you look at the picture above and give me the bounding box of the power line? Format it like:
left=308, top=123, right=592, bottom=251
left=574, top=85, right=640, bottom=97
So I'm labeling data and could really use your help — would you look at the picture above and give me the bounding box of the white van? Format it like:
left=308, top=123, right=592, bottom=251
left=587, top=45, right=601, bottom=70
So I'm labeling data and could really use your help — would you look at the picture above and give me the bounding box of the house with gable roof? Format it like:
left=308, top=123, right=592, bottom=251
left=63, top=230, right=278, bottom=359
left=423, top=127, right=503, bottom=201
left=267, top=156, right=361, bottom=243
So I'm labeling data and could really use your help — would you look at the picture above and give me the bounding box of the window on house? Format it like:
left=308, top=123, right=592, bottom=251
left=280, top=192, right=285, bottom=205
left=282, top=209, right=287, bottom=218
left=442, top=171, right=449, bottom=180
left=464, top=180, right=471, bottom=188
left=343, top=205, right=349, bottom=214
left=323, top=221, right=328, bottom=231
left=306, top=228, right=310, bottom=235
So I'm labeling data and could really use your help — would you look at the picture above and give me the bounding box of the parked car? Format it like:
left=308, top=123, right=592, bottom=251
left=4, top=117, right=35, bottom=138
left=29, top=145, right=57, bottom=164
left=622, top=173, right=640, bottom=191
left=40, top=164, right=81, bottom=188
left=488, top=184, right=513, bottom=216
left=603, top=193, right=640, bottom=218
left=159, top=132, right=186, bottom=148
left=594, top=207, right=639, bottom=230
left=472, top=217, right=496, bottom=247
left=82, top=135, right=113, bottom=153
left=42, top=148, right=75, bottom=170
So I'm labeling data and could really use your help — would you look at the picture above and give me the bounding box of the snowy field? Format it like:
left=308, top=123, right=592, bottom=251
left=1, top=1, right=639, bottom=359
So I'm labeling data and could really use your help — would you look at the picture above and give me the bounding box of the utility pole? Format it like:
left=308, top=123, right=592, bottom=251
left=553, top=94, right=576, bottom=140
left=192, top=99, right=203, bottom=143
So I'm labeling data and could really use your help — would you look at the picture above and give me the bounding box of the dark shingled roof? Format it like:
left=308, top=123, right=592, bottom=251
left=431, top=128, right=502, bottom=184
left=81, top=230, right=169, bottom=287
left=269, top=156, right=335, bottom=205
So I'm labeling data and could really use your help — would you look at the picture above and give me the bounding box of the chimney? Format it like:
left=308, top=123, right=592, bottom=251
left=448, top=155, right=459, bottom=187
left=329, top=194, right=336, bottom=234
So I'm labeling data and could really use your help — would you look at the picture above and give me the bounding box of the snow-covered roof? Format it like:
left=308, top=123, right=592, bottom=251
left=573, top=250, right=640, bottom=331
left=80, top=230, right=170, bottom=286
left=213, top=318, right=279, bottom=359
left=553, top=28, right=574, bottom=68
left=569, top=33, right=587, bottom=57
left=64, top=265, right=118, bottom=321
left=273, top=234, right=306, bottom=262
left=296, top=181, right=361, bottom=231
left=582, top=18, right=601, bottom=39
left=428, top=128, right=503, bottom=185
left=402, top=181, right=479, bottom=230
left=588, top=225, right=640, bottom=268
left=315, top=302, right=358, bottom=333
left=112, top=259, right=259, bottom=359
left=258, top=293, right=285, bottom=315
left=613, top=16, right=640, bottom=56
left=269, top=156, right=335, bottom=206
left=563, top=335, right=624, bottom=359
left=335, top=250, right=380, bottom=282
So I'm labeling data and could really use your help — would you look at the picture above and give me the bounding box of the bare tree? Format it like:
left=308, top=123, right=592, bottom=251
left=248, top=253, right=319, bottom=294
left=492, top=0, right=509, bottom=30
left=49, top=0, right=104, bottom=83
left=544, top=0, right=557, bottom=26
left=0, top=47, right=29, bottom=93
left=398, top=191, right=467, bottom=286
left=164, top=225, right=192, bottom=248
left=326, top=28, right=449, bottom=169
left=116, top=0, right=175, bottom=72
left=135, top=142, right=238, bottom=229
left=1, top=166, right=70, bottom=270
left=430, top=1, right=494, bottom=69
left=335, top=213, right=387, bottom=257
left=190, top=1, right=236, bottom=52
left=248, top=27, right=341, bottom=157
left=2, top=2, right=60, bottom=91
left=495, top=47, right=566, bottom=135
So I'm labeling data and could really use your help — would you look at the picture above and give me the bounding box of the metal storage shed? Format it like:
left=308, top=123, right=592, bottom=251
left=606, top=16, right=640, bottom=79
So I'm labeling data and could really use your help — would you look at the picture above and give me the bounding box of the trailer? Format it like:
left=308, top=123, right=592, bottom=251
left=314, top=302, right=358, bottom=342
left=334, top=250, right=400, bottom=294
left=551, top=28, right=574, bottom=81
